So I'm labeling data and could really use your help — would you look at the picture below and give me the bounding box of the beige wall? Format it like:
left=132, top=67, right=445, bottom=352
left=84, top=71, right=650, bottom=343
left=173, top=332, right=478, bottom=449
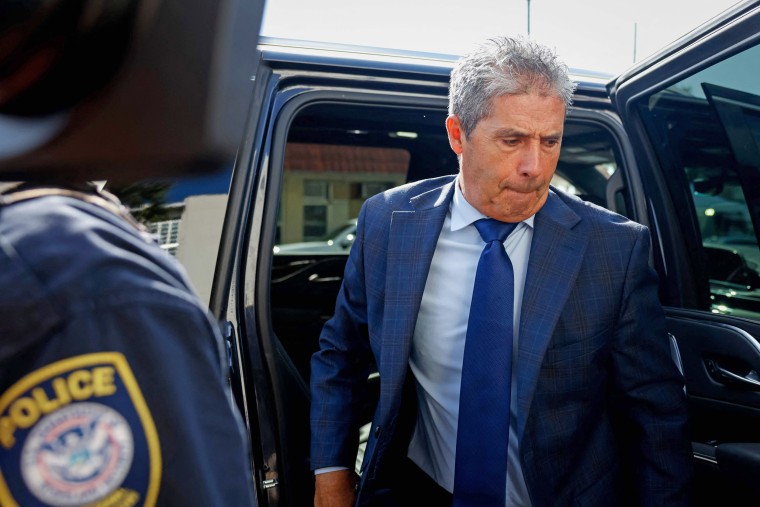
left=279, top=171, right=405, bottom=244
left=176, top=194, right=228, bottom=305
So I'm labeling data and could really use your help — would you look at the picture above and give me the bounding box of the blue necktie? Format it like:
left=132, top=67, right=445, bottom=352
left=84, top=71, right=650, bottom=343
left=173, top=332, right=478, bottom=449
left=453, top=218, right=518, bottom=507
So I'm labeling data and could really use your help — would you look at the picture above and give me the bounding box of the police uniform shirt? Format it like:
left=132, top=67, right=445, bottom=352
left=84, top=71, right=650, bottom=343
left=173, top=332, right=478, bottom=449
left=0, top=192, right=255, bottom=506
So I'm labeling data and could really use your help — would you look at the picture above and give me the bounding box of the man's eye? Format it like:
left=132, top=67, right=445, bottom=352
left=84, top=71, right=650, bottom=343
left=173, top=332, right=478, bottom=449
left=503, top=138, right=520, bottom=146
left=544, top=139, right=560, bottom=147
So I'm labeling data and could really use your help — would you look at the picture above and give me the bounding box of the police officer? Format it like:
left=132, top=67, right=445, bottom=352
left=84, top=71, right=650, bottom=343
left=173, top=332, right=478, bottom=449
left=0, top=181, right=257, bottom=506
left=0, top=1, right=262, bottom=505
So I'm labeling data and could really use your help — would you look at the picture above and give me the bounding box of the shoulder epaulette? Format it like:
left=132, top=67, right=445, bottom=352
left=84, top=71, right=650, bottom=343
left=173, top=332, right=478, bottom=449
left=0, top=183, right=147, bottom=233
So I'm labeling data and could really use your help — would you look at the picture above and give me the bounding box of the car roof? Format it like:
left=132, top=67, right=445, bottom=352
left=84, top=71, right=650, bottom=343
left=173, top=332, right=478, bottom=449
left=258, top=36, right=615, bottom=92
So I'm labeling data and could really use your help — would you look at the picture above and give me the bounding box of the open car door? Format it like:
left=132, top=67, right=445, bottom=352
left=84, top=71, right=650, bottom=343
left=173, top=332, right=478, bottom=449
left=608, top=1, right=760, bottom=503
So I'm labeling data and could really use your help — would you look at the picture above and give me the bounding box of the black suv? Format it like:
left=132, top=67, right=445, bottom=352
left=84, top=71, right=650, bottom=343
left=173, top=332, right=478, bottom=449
left=197, top=2, right=760, bottom=505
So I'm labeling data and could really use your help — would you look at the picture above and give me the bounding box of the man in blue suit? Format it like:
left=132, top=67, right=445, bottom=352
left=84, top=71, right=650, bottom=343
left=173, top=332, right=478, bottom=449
left=311, top=36, right=692, bottom=507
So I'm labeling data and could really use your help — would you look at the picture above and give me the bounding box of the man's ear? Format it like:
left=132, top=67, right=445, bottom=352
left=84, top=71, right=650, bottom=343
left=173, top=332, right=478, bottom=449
left=446, top=115, right=464, bottom=155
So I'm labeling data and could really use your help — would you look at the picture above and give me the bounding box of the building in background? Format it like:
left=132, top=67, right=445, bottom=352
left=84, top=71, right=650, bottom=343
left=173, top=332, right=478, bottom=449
left=139, top=142, right=407, bottom=303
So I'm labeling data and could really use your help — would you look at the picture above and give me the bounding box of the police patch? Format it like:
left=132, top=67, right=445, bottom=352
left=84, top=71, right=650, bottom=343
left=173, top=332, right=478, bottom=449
left=0, top=353, right=161, bottom=507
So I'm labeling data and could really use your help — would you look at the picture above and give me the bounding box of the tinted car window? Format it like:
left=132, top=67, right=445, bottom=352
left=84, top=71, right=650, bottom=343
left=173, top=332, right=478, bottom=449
left=637, top=42, right=760, bottom=319
left=269, top=103, right=454, bottom=381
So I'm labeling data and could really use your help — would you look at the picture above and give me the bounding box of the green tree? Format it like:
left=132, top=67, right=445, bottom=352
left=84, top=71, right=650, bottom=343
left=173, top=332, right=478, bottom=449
left=108, top=180, right=172, bottom=224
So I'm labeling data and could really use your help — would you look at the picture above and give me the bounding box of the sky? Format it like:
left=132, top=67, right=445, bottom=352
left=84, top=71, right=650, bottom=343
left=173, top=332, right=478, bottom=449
left=261, top=0, right=743, bottom=75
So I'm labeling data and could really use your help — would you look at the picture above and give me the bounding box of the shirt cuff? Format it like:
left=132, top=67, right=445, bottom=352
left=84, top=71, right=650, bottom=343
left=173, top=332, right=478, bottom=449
left=314, top=466, right=349, bottom=475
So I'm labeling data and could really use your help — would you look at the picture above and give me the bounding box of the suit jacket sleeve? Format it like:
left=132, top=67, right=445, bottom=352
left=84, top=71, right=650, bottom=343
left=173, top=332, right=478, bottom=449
left=611, top=226, right=693, bottom=503
left=310, top=203, right=375, bottom=471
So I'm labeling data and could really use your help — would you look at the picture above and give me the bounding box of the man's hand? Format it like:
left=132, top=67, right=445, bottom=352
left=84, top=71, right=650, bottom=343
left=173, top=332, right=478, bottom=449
left=314, top=469, right=358, bottom=507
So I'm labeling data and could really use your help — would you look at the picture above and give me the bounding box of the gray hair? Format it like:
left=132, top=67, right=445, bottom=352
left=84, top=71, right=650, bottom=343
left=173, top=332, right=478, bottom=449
left=448, top=36, right=577, bottom=137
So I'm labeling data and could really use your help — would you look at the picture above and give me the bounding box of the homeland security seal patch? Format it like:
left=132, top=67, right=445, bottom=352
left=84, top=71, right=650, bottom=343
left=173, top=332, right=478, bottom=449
left=0, top=353, right=161, bottom=506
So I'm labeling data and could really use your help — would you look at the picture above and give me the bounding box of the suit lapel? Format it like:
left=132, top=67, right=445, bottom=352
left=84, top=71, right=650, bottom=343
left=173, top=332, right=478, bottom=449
left=380, top=180, right=454, bottom=404
left=516, top=191, right=588, bottom=438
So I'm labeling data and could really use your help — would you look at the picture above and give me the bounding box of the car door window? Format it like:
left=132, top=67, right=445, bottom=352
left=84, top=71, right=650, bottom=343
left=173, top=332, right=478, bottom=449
left=636, top=43, right=760, bottom=320
left=269, top=102, right=455, bottom=382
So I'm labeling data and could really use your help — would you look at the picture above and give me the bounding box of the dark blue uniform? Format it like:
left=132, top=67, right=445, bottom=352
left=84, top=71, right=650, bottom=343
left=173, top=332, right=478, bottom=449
left=0, top=186, right=255, bottom=506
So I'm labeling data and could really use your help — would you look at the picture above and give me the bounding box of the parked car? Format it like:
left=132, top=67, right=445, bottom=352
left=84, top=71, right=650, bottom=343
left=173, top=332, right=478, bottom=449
left=273, top=218, right=357, bottom=255
left=203, top=3, right=760, bottom=505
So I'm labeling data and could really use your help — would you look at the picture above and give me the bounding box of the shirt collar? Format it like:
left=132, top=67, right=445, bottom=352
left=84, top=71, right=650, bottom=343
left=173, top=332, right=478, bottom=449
left=450, top=175, right=535, bottom=232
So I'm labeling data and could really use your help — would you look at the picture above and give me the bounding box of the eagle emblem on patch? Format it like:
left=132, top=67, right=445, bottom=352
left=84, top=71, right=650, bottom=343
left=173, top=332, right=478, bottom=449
left=0, top=353, right=161, bottom=506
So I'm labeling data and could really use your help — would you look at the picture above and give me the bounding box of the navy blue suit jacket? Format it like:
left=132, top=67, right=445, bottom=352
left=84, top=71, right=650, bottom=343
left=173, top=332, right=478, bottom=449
left=310, top=175, right=692, bottom=506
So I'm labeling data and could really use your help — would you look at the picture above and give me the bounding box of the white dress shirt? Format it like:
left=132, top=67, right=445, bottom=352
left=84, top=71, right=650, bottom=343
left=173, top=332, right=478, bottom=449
left=407, top=177, right=534, bottom=506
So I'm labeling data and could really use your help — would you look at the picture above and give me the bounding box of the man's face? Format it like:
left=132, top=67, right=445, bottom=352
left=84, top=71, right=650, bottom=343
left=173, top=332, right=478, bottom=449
left=446, top=91, right=566, bottom=222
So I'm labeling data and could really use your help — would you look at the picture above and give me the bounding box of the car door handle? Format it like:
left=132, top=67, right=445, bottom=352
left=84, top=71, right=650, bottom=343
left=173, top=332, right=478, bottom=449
left=308, top=273, right=342, bottom=283
left=706, top=358, right=760, bottom=390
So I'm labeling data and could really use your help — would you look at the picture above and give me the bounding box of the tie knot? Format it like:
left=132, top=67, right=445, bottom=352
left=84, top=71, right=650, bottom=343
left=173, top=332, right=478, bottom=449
left=473, top=218, right=518, bottom=243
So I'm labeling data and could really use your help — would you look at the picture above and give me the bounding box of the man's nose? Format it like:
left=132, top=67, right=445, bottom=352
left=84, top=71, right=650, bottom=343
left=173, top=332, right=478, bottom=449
left=517, top=141, right=542, bottom=176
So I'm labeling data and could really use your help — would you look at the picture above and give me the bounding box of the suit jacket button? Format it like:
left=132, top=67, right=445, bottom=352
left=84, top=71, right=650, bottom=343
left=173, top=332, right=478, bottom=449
left=374, top=426, right=381, bottom=438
